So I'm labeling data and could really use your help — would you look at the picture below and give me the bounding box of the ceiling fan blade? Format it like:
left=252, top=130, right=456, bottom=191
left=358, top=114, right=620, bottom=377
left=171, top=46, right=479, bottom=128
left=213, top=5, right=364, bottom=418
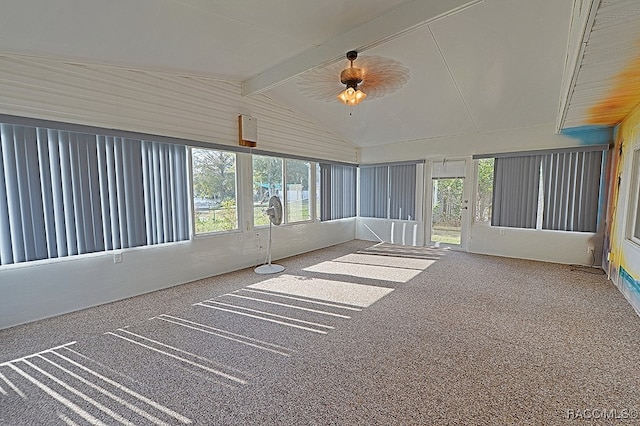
left=358, top=56, right=410, bottom=99
left=297, top=62, right=345, bottom=102
left=296, top=55, right=409, bottom=102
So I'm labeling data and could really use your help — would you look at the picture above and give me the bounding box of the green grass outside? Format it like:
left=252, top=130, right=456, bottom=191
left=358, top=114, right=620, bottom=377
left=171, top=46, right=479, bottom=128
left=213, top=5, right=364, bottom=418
left=194, top=207, right=237, bottom=233
left=431, top=226, right=461, bottom=245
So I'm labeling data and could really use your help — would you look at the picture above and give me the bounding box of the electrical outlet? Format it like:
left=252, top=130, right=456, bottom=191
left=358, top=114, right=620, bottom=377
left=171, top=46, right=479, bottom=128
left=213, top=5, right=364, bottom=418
left=113, top=252, right=123, bottom=263
left=587, top=245, right=595, bottom=254
left=255, top=233, right=260, bottom=239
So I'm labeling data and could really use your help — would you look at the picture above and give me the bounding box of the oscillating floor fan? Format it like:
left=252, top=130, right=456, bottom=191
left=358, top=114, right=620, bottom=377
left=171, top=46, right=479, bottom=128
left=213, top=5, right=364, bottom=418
left=255, top=196, right=285, bottom=274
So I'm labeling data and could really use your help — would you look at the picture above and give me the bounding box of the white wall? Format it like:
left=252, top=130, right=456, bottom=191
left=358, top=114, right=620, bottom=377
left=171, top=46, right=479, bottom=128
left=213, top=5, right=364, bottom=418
left=356, top=218, right=425, bottom=247
left=468, top=224, right=601, bottom=265
left=360, top=124, right=584, bottom=163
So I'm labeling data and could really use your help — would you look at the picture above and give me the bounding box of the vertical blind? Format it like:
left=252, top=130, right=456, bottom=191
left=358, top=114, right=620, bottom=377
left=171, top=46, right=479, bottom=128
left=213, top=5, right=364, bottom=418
left=359, top=166, right=388, bottom=218
left=319, top=163, right=356, bottom=221
left=542, top=150, right=602, bottom=232
left=359, top=164, right=417, bottom=220
left=491, top=150, right=602, bottom=232
left=389, top=164, right=416, bottom=220
left=491, top=155, right=542, bottom=229
left=0, top=123, right=189, bottom=265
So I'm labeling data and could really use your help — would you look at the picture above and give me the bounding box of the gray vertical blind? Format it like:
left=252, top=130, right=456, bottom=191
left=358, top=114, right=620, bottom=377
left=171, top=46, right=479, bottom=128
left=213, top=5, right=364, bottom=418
left=359, top=166, right=388, bottom=218
left=320, top=163, right=356, bottom=221
left=542, top=151, right=602, bottom=232
left=0, top=123, right=189, bottom=266
left=491, top=155, right=543, bottom=228
left=359, top=164, right=416, bottom=220
left=388, top=164, right=416, bottom=220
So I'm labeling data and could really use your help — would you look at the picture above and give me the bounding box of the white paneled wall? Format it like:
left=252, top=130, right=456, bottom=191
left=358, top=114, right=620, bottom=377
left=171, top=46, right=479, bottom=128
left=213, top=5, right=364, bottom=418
left=0, top=53, right=357, bottom=163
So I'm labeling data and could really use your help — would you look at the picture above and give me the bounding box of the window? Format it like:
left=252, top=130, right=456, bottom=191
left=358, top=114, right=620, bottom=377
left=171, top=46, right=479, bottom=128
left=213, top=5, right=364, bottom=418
left=319, top=163, right=357, bottom=221
left=253, top=155, right=283, bottom=226
left=629, top=148, right=640, bottom=244
left=191, top=148, right=238, bottom=233
left=0, top=123, right=189, bottom=266
left=475, top=158, right=494, bottom=223
left=285, top=159, right=311, bottom=223
left=359, top=163, right=417, bottom=220
left=479, top=148, right=603, bottom=232
left=316, top=164, right=321, bottom=220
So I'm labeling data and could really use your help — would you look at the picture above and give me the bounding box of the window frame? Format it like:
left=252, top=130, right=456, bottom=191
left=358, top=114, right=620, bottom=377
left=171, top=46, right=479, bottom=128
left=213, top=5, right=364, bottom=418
left=190, top=147, right=240, bottom=236
left=474, top=158, right=495, bottom=224
left=284, top=158, right=313, bottom=224
left=359, top=163, right=418, bottom=221
left=627, top=145, right=640, bottom=246
left=319, top=163, right=357, bottom=221
left=252, top=155, right=318, bottom=227
left=474, top=148, right=605, bottom=233
left=252, top=154, right=283, bottom=228
left=0, top=122, right=190, bottom=266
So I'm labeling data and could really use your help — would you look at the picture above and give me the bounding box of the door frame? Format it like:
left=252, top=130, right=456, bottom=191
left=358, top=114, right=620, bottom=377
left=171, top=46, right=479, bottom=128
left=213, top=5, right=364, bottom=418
left=424, top=157, right=473, bottom=251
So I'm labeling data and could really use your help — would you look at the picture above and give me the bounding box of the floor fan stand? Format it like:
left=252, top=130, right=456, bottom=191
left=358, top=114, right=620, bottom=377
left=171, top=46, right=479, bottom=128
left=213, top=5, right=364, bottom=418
left=255, top=219, right=284, bottom=274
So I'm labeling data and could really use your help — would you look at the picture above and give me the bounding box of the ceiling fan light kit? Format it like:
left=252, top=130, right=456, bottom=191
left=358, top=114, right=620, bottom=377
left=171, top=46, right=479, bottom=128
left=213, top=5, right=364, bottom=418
left=337, top=87, right=367, bottom=106
left=337, top=51, right=367, bottom=106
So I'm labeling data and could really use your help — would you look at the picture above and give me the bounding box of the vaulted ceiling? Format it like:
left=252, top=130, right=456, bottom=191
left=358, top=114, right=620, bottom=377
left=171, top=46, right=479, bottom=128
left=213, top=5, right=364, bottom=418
left=1, top=0, right=638, bottom=149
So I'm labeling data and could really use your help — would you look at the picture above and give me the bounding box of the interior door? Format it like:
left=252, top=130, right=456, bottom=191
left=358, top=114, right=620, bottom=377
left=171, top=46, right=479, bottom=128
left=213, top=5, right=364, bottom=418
left=427, top=159, right=471, bottom=250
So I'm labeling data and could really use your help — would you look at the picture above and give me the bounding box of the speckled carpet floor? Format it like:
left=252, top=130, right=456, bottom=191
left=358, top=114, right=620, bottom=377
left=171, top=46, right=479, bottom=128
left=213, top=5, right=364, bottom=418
left=1, top=240, right=639, bottom=425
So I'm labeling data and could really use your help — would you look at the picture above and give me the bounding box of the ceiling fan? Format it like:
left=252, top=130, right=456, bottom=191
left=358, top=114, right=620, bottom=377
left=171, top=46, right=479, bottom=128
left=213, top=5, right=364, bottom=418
left=297, top=50, right=410, bottom=106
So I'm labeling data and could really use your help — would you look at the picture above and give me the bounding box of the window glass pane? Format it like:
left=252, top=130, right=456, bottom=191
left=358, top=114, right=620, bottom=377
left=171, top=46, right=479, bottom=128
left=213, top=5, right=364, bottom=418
left=253, top=155, right=283, bottom=226
left=432, top=178, right=463, bottom=244
left=192, top=148, right=237, bottom=233
left=475, top=159, right=494, bottom=223
left=286, top=159, right=311, bottom=223
left=316, top=163, right=321, bottom=220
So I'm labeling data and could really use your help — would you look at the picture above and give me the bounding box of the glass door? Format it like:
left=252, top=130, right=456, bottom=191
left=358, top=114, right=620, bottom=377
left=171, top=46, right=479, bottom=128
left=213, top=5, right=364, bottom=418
left=431, top=177, right=465, bottom=245
left=428, top=159, right=471, bottom=250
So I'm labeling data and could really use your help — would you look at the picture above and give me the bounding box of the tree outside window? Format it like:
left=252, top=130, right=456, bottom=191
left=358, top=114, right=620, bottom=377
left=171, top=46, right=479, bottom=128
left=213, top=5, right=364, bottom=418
left=475, top=158, right=494, bottom=223
left=192, top=148, right=238, bottom=233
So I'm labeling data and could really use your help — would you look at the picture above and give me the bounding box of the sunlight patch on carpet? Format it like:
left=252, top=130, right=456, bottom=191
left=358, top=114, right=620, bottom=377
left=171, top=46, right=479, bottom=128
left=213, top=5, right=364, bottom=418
left=247, top=275, right=394, bottom=308
left=332, top=253, right=435, bottom=271
left=303, top=261, right=421, bottom=283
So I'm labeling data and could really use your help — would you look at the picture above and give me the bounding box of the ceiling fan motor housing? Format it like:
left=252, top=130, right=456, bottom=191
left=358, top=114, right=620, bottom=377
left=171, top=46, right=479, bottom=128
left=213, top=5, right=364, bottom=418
left=340, top=67, right=363, bottom=88
left=340, top=51, right=363, bottom=88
